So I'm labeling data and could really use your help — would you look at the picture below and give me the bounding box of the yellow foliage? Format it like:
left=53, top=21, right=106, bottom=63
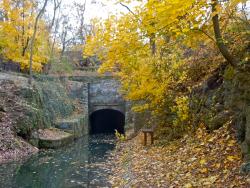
left=115, top=129, right=126, bottom=142
left=84, top=0, right=246, bottom=127
left=0, top=0, right=49, bottom=72
left=171, top=96, right=190, bottom=127
left=224, top=65, right=235, bottom=80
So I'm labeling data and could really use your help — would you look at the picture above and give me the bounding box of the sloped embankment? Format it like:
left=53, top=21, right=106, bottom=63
left=0, top=79, right=38, bottom=163
left=0, top=73, right=84, bottom=163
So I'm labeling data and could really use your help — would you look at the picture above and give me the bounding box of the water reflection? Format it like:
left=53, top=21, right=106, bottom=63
left=0, top=134, right=115, bottom=188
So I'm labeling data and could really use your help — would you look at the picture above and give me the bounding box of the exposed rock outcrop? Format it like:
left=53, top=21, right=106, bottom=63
left=0, top=72, right=86, bottom=163
left=189, top=64, right=250, bottom=172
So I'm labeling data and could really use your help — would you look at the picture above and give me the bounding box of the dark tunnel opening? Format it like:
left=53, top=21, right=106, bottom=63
left=89, top=109, right=125, bottom=134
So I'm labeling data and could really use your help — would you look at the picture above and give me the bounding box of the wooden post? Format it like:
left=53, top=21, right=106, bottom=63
left=144, top=132, right=147, bottom=146
left=142, top=128, right=154, bottom=146
left=150, top=132, right=154, bottom=145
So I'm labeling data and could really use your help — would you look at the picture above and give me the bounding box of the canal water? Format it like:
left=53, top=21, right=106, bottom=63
left=0, top=135, right=116, bottom=188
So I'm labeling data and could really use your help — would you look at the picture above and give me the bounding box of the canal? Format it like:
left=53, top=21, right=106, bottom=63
left=0, top=134, right=115, bottom=188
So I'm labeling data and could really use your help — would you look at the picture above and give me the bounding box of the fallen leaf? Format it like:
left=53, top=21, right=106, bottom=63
left=200, top=168, right=208, bottom=173
left=227, top=155, right=238, bottom=162
left=184, top=183, right=193, bottom=188
left=200, top=159, right=206, bottom=165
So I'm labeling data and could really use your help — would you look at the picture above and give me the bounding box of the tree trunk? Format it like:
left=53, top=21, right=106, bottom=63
left=211, top=0, right=238, bottom=67
left=22, top=37, right=29, bottom=56
left=28, top=0, right=49, bottom=85
left=150, top=34, right=156, bottom=55
left=60, top=44, right=66, bottom=62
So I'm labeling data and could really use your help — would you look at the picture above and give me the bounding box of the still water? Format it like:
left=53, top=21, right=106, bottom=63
left=0, top=135, right=116, bottom=188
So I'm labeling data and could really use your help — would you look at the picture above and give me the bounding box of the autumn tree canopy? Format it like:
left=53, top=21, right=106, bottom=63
left=84, top=0, right=249, bottom=128
left=0, top=0, right=93, bottom=73
left=0, top=0, right=51, bottom=72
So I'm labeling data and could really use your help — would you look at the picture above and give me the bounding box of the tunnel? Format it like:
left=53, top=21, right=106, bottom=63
left=89, top=109, right=125, bottom=134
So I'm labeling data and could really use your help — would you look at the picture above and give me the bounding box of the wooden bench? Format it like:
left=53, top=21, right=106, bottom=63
left=141, top=125, right=156, bottom=146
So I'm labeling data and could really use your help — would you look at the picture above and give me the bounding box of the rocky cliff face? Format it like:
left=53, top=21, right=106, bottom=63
left=226, top=67, right=250, bottom=164
left=190, top=64, right=250, bottom=171
left=190, top=64, right=229, bottom=131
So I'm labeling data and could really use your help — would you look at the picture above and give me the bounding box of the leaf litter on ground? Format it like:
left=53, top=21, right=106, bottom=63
left=108, top=124, right=250, bottom=187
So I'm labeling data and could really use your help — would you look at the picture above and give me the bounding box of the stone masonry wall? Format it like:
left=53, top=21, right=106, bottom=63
left=68, top=76, right=135, bottom=134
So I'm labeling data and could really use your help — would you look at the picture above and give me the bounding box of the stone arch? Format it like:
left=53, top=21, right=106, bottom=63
left=89, top=109, right=125, bottom=134
left=89, top=104, right=125, bottom=115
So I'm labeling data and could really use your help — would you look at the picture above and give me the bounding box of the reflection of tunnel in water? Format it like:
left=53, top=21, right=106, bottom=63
left=90, top=109, right=125, bottom=134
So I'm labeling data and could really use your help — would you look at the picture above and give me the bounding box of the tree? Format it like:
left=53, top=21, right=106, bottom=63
left=49, top=0, right=62, bottom=31
left=211, top=0, right=238, bottom=67
left=0, top=0, right=50, bottom=72
left=59, top=14, right=74, bottom=61
left=84, top=0, right=249, bottom=127
left=29, top=0, right=49, bottom=84
left=74, top=0, right=87, bottom=45
left=47, top=0, right=62, bottom=63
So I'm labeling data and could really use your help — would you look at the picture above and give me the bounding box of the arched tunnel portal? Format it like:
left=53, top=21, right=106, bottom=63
left=89, top=109, right=125, bottom=134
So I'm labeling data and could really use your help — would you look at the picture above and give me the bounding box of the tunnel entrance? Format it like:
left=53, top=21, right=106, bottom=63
left=89, top=109, right=125, bottom=134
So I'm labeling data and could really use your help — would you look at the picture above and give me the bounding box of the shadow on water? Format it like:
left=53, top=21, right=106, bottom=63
left=0, top=134, right=116, bottom=188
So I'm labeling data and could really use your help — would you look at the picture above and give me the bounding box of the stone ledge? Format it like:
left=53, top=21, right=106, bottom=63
left=31, top=128, right=74, bottom=149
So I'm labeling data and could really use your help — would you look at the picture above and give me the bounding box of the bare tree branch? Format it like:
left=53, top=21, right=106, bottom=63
left=49, top=0, right=62, bottom=31
left=119, top=2, right=137, bottom=17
